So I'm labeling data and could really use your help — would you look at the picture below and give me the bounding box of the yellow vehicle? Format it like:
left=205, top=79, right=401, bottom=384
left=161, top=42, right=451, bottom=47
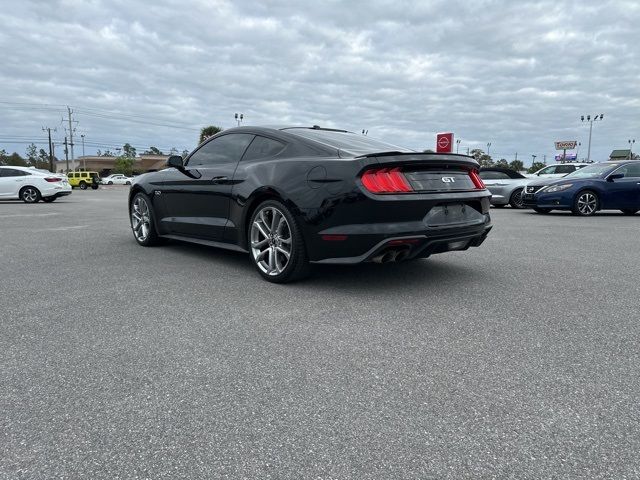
left=67, top=171, right=100, bottom=190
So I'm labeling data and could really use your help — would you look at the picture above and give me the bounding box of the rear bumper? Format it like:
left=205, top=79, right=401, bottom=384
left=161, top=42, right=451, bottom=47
left=311, top=215, right=492, bottom=264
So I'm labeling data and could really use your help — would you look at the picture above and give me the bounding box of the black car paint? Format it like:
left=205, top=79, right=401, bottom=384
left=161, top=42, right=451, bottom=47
left=129, top=126, right=492, bottom=263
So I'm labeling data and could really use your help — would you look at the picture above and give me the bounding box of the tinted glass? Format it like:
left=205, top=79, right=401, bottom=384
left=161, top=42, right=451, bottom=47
left=555, top=165, right=575, bottom=174
left=538, top=166, right=557, bottom=174
left=242, top=136, right=285, bottom=161
left=0, top=168, right=27, bottom=177
left=616, top=163, right=640, bottom=178
left=188, top=134, right=254, bottom=167
left=479, top=171, right=509, bottom=180
left=284, top=128, right=412, bottom=155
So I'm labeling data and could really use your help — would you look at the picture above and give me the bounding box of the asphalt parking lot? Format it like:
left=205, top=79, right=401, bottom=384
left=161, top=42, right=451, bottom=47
left=1, top=188, right=639, bottom=479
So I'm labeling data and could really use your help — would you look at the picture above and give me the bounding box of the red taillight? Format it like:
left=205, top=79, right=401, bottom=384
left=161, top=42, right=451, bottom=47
left=361, top=167, right=413, bottom=194
left=44, top=177, right=61, bottom=183
left=469, top=170, right=485, bottom=189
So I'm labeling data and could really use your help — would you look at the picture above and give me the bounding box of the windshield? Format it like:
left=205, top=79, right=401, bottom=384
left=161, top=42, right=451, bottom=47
left=284, top=128, right=413, bottom=156
left=564, top=163, right=615, bottom=179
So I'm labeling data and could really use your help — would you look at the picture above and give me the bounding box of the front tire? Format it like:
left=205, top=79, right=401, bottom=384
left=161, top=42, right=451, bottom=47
left=573, top=190, right=599, bottom=216
left=509, top=188, right=525, bottom=209
left=533, top=207, right=551, bottom=214
left=249, top=200, right=310, bottom=283
left=79, top=181, right=87, bottom=190
left=130, top=193, right=161, bottom=246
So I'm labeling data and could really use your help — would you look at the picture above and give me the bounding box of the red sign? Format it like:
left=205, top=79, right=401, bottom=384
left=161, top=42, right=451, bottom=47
left=436, top=132, right=454, bottom=153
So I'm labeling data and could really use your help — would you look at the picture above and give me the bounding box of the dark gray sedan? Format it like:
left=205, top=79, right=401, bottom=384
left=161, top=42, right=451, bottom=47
left=479, top=167, right=530, bottom=208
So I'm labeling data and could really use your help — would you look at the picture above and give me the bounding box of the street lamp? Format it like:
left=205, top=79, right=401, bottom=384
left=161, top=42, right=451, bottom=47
left=456, top=139, right=461, bottom=154
left=234, top=113, right=244, bottom=126
left=576, top=141, right=581, bottom=160
left=487, top=142, right=491, bottom=156
left=531, top=154, right=537, bottom=166
left=580, top=113, right=604, bottom=162
left=629, top=139, right=636, bottom=159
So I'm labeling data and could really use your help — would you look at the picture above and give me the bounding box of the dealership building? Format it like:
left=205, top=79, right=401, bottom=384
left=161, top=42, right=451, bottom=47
left=54, top=154, right=169, bottom=175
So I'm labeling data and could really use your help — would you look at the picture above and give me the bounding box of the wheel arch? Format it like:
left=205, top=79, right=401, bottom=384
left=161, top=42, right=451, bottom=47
left=240, top=187, right=304, bottom=250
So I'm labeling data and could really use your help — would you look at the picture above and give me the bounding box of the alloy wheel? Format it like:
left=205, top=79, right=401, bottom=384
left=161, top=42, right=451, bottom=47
left=131, top=196, right=151, bottom=242
left=250, top=206, right=292, bottom=276
left=577, top=192, right=597, bottom=215
left=511, top=189, right=524, bottom=208
left=22, top=188, right=38, bottom=203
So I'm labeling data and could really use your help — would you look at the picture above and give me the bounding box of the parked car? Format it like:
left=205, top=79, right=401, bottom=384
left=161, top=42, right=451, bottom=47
left=479, top=167, right=529, bottom=208
left=522, top=161, right=640, bottom=216
left=0, top=166, right=71, bottom=203
left=128, top=126, right=492, bottom=283
left=527, top=162, right=591, bottom=179
left=67, top=171, right=100, bottom=190
left=101, top=174, right=132, bottom=185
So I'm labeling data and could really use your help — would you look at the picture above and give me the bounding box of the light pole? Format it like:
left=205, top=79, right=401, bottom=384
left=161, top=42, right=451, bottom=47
left=580, top=114, right=604, bottom=162
left=81, top=134, right=86, bottom=170
left=234, top=113, right=244, bottom=126
left=629, top=139, right=636, bottom=159
left=576, top=142, right=581, bottom=160
left=456, top=139, right=461, bottom=154
left=531, top=154, right=537, bottom=166
left=487, top=142, right=491, bottom=156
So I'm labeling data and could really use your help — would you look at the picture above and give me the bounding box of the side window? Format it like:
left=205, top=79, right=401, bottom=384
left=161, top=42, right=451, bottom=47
left=242, top=136, right=286, bottom=162
left=555, top=165, right=574, bottom=174
left=1, top=169, right=27, bottom=177
left=187, top=134, right=254, bottom=167
left=538, top=166, right=557, bottom=175
left=479, top=171, right=509, bottom=180
left=618, top=164, right=640, bottom=178
left=70, top=173, right=76, bottom=178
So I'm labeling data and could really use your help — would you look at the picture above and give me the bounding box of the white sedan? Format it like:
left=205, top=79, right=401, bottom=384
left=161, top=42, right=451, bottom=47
left=0, top=166, right=72, bottom=203
left=101, top=174, right=133, bottom=185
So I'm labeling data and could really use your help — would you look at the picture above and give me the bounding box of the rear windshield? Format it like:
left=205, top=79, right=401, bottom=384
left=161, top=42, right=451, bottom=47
left=564, top=163, right=615, bottom=179
left=284, top=128, right=413, bottom=156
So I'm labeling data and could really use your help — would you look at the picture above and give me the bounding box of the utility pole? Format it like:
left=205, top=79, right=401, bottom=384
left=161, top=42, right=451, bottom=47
left=81, top=134, right=86, bottom=170
left=64, top=137, right=69, bottom=172
left=64, top=106, right=78, bottom=163
left=515, top=152, right=518, bottom=161
left=42, top=126, right=56, bottom=172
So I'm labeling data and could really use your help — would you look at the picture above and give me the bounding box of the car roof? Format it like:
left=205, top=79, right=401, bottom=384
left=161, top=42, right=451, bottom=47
left=479, top=167, right=526, bottom=178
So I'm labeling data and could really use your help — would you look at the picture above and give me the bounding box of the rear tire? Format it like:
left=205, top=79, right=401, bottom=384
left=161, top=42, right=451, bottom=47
left=91, top=185, right=99, bottom=190
left=20, top=186, right=41, bottom=203
left=621, top=209, right=638, bottom=215
left=108, top=181, right=113, bottom=185
left=130, top=193, right=161, bottom=246
left=509, top=188, right=525, bottom=209
left=533, top=207, right=551, bottom=214
left=572, top=190, right=599, bottom=216
left=248, top=200, right=310, bottom=283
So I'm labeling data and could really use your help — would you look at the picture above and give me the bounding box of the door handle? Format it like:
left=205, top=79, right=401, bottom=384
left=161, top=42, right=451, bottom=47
left=211, top=176, right=228, bottom=184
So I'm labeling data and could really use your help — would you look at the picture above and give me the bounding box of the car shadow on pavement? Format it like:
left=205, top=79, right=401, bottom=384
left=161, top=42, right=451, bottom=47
left=161, top=239, right=482, bottom=292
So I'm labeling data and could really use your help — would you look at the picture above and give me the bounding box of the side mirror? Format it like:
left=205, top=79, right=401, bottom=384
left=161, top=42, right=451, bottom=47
left=166, top=155, right=184, bottom=169
left=607, top=173, right=624, bottom=182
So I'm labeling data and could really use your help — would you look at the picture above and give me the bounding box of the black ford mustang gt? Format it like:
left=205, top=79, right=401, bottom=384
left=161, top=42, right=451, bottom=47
left=129, top=126, right=492, bottom=283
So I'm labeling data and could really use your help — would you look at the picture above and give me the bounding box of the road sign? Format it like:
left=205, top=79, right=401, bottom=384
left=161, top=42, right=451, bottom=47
left=437, top=132, right=454, bottom=153
left=555, top=141, right=577, bottom=150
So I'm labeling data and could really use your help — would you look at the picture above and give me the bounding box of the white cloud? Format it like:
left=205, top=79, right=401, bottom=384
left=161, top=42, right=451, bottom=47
left=0, top=0, right=638, bottom=163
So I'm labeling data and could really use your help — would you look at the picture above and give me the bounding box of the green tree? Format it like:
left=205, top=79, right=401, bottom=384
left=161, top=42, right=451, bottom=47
left=509, top=160, right=524, bottom=172
left=199, top=125, right=223, bottom=144
left=25, top=143, right=38, bottom=165
left=470, top=148, right=494, bottom=167
left=495, top=158, right=509, bottom=168
left=143, top=146, right=163, bottom=155
left=5, top=152, right=28, bottom=166
left=101, top=150, right=115, bottom=157
left=122, top=143, right=137, bottom=159
left=113, top=156, right=134, bottom=176
left=182, top=149, right=190, bottom=158
left=0, top=149, right=7, bottom=165
left=528, top=162, right=547, bottom=174
left=169, top=147, right=178, bottom=155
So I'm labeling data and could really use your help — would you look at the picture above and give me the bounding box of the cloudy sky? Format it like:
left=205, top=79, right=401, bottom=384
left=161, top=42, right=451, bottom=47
left=1, top=0, right=639, bottom=164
